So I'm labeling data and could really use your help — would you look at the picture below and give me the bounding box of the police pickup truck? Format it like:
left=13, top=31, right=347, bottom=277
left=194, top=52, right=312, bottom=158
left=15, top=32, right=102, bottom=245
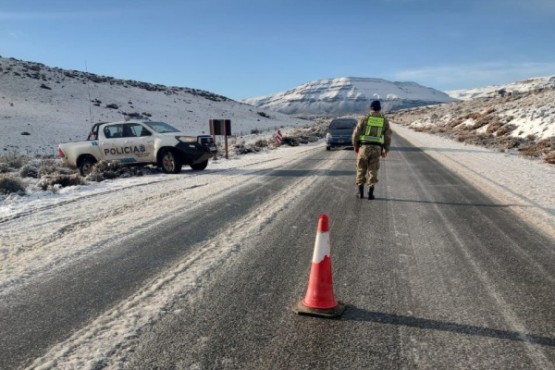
left=58, top=120, right=218, bottom=176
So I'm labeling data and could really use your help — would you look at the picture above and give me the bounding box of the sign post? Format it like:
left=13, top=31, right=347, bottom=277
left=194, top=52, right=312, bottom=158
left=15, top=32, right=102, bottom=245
left=209, top=119, right=232, bottom=159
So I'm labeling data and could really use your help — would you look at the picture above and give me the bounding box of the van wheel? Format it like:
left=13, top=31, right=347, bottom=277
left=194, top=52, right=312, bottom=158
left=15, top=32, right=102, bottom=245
left=160, top=149, right=182, bottom=174
left=326, top=146, right=331, bottom=151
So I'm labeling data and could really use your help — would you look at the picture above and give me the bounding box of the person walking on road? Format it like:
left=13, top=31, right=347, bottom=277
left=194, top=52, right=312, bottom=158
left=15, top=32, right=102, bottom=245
left=352, top=100, right=392, bottom=200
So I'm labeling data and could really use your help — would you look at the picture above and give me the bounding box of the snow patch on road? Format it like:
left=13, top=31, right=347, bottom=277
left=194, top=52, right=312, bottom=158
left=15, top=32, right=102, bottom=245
left=26, top=144, right=336, bottom=369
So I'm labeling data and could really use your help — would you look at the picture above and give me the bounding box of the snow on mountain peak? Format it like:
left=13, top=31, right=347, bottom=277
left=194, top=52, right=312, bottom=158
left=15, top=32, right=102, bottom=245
left=242, top=77, right=456, bottom=116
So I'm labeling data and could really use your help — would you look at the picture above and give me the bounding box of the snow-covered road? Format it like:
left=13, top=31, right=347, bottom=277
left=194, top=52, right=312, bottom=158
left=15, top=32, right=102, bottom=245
left=1, top=126, right=553, bottom=369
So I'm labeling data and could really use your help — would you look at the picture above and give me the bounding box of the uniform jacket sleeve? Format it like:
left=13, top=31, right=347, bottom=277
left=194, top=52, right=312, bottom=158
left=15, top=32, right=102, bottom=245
left=352, top=116, right=366, bottom=147
left=383, top=117, right=393, bottom=151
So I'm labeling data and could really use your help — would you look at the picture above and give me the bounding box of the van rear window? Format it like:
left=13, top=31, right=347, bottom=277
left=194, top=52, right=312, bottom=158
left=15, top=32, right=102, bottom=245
left=329, top=119, right=357, bottom=129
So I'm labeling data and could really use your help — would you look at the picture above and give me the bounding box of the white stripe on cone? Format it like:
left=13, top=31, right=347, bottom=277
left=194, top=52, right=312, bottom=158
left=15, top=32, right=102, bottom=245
left=311, top=230, right=330, bottom=263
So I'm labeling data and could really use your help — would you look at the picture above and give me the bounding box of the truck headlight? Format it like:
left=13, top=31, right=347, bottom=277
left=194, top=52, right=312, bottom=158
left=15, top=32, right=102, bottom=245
left=177, top=136, right=197, bottom=143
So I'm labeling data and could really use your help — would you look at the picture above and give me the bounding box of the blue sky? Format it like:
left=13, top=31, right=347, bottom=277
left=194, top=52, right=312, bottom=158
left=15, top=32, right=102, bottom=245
left=1, top=0, right=554, bottom=100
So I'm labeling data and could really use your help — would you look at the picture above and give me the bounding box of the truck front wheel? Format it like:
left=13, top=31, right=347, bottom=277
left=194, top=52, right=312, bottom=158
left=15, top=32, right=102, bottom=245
left=160, top=149, right=182, bottom=174
left=190, top=160, right=208, bottom=171
left=78, top=156, right=97, bottom=176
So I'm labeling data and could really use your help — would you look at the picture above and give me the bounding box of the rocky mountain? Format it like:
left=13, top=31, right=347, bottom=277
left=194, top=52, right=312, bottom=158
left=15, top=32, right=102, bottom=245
left=0, top=56, right=304, bottom=156
left=242, top=77, right=457, bottom=116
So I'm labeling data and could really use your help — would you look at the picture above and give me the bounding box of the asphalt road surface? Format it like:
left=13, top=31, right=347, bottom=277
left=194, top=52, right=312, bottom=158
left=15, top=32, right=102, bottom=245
left=1, top=135, right=554, bottom=369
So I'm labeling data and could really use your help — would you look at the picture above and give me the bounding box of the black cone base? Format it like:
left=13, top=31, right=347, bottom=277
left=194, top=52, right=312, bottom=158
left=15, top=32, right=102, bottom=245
left=292, top=301, right=346, bottom=319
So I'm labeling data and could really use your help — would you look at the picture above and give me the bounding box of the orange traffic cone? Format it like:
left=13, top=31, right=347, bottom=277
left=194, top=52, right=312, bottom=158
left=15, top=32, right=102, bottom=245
left=293, top=214, right=345, bottom=318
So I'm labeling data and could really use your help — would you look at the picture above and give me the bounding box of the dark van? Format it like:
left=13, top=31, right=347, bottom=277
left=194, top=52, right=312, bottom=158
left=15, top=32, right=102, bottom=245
left=325, top=117, right=357, bottom=150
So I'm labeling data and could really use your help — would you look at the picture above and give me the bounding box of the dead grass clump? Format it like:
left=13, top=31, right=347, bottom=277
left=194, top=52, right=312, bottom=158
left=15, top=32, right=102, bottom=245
left=0, top=175, right=26, bottom=195
left=254, top=139, right=269, bottom=148
left=412, top=126, right=431, bottom=133
left=463, top=134, right=495, bottom=147
left=0, top=152, right=32, bottom=171
left=447, top=118, right=464, bottom=129
left=496, top=124, right=517, bottom=137
left=37, top=174, right=86, bottom=190
left=19, top=160, right=41, bottom=178
left=486, top=120, right=505, bottom=135
left=454, top=131, right=475, bottom=142
left=86, top=160, right=148, bottom=182
left=86, top=160, right=160, bottom=182
left=496, top=136, right=523, bottom=149
left=464, top=112, right=483, bottom=121
left=0, top=163, right=10, bottom=174
left=39, top=159, right=74, bottom=177
left=484, top=107, right=496, bottom=115
left=233, top=144, right=261, bottom=155
left=519, top=137, right=554, bottom=158
left=472, top=115, right=499, bottom=130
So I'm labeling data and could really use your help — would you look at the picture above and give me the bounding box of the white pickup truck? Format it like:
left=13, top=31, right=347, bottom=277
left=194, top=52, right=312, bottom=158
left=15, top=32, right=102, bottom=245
left=58, top=120, right=218, bottom=176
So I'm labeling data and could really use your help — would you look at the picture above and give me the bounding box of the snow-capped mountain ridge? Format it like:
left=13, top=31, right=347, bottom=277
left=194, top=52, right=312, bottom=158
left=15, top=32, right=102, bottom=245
left=243, top=77, right=456, bottom=116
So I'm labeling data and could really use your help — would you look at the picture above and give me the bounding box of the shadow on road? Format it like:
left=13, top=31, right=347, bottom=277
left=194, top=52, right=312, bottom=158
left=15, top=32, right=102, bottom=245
left=343, top=306, right=555, bottom=347
left=392, top=146, right=491, bottom=154
left=372, top=197, right=527, bottom=209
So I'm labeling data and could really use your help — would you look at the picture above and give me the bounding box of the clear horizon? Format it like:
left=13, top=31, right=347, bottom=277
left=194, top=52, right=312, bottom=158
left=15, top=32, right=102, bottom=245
left=1, top=0, right=554, bottom=100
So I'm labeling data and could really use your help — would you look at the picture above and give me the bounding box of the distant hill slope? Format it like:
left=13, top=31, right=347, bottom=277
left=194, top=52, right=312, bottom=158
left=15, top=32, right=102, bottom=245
left=391, top=77, right=555, bottom=164
left=242, top=77, right=457, bottom=116
left=0, top=56, right=304, bottom=156
left=447, top=75, right=555, bottom=101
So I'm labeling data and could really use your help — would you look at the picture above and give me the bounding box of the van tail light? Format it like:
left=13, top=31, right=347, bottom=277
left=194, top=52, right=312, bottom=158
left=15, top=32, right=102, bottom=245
left=58, top=147, right=65, bottom=158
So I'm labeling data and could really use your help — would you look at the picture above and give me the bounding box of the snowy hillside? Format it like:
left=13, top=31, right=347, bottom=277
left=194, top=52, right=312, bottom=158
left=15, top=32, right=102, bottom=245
left=242, top=77, right=456, bottom=116
left=447, top=75, right=555, bottom=101
left=0, top=56, right=306, bottom=156
left=391, top=78, right=555, bottom=164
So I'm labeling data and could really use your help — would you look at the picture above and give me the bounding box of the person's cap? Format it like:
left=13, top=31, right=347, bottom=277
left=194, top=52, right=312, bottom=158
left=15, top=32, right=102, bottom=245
left=370, top=100, right=381, bottom=111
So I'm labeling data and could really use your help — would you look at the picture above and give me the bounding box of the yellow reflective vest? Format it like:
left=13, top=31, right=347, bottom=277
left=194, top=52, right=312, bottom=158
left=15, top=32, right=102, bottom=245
left=359, top=116, right=385, bottom=144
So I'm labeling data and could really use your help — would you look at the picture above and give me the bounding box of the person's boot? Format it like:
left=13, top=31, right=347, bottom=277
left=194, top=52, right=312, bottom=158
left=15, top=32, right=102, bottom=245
left=357, top=185, right=364, bottom=199
left=368, top=186, right=375, bottom=200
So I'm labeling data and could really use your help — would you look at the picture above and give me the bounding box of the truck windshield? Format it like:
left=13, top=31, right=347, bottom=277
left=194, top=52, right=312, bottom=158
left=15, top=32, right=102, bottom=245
left=145, top=121, right=180, bottom=133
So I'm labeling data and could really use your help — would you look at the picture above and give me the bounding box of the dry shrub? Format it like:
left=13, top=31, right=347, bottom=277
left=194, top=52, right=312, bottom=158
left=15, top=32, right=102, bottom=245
left=254, top=139, right=269, bottom=148
left=429, top=126, right=447, bottom=135
left=486, top=120, right=505, bottom=134
left=413, top=126, right=431, bottom=133
left=37, top=174, right=85, bottom=190
left=519, top=137, right=554, bottom=158
left=39, top=159, right=74, bottom=177
left=454, top=131, right=475, bottom=142
left=0, top=152, right=32, bottom=171
left=545, top=152, right=555, bottom=164
left=19, top=160, right=41, bottom=178
left=86, top=160, right=152, bottom=182
left=233, top=144, right=261, bottom=155
left=455, top=124, right=472, bottom=132
left=496, top=124, right=517, bottom=137
left=464, top=112, right=483, bottom=121
left=0, top=163, right=10, bottom=174
left=473, top=115, right=499, bottom=130
left=463, top=134, right=495, bottom=147
left=448, top=118, right=464, bottom=129
left=496, top=136, right=523, bottom=149
left=0, top=175, right=26, bottom=195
